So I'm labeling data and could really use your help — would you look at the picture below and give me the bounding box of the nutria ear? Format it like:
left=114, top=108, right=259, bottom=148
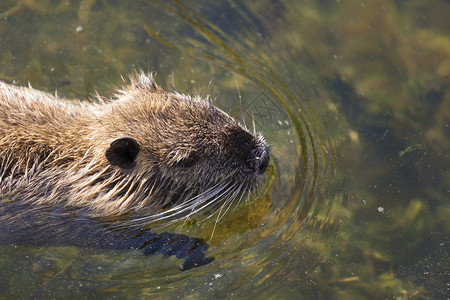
left=106, top=137, right=140, bottom=169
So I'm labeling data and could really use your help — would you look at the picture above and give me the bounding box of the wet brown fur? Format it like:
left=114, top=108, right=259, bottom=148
left=0, top=74, right=269, bottom=218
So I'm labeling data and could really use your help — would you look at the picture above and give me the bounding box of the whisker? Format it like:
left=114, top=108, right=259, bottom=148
left=184, top=183, right=230, bottom=212
left=157, top=183, right=235, bottom=229
left=185, top=183, right=236, bottom=221
left=252, top=114, right=256, bottom=136
left=209, top=184, right=242, bottom=240
left=232, top=189, right=247, bottom=213
left=217, top=193, right=236, bottom=223
left=209, top=195, right=232, bottom=240
left=234, top=75, right=246, bottom=130
left=113, top=182, right=231, bottom=228
left=111, top=166, right=265, bottom=232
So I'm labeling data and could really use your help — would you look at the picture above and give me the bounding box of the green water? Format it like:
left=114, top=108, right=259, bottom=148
left=0, top=0, right=449, bottom=299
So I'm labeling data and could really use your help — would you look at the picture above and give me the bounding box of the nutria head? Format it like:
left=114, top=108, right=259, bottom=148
left=83, top=74, right=270, bottom=219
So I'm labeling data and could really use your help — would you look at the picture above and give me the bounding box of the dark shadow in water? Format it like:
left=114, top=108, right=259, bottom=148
left=0, top=203, right=213, bottom=271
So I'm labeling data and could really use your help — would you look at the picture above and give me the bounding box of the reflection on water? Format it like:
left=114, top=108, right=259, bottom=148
left=1, top=0, right=449, bottom=298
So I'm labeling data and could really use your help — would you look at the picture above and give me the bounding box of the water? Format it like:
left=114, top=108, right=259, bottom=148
left=0, top=0, right=449, bottom=298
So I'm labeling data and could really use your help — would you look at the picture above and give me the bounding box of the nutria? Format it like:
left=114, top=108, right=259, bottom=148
left=0, top=73, right=270, bottom=223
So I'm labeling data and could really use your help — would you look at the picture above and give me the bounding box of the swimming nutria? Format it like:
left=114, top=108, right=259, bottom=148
left=0, top=73, right=269, bottom=222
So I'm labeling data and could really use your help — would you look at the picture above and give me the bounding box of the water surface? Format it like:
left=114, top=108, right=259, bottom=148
left=0, top=0, right=448, bottom=298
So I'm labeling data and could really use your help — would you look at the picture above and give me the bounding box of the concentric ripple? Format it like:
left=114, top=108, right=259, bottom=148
left=0, top=1, right=338, bottom=298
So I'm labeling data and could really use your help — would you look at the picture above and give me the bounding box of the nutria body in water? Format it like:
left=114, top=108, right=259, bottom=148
left=0, top=74, right=269, bottom=221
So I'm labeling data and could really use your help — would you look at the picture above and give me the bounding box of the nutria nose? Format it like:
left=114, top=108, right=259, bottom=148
left=257, top=148, right=270, bottom=175
left=247, top=146, right=270, bottom=175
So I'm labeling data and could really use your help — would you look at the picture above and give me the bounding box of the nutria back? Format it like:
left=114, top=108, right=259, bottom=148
left=0, top=74, right=269, bottom=219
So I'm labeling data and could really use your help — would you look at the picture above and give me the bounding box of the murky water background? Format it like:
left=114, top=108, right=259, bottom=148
left=1, top=0, right=449, bottom=299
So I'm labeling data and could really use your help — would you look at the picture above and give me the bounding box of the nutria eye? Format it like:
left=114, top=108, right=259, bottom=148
left=106, top=137, right=140, bottom=169
left=178, top=153, right=198, bottom=168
